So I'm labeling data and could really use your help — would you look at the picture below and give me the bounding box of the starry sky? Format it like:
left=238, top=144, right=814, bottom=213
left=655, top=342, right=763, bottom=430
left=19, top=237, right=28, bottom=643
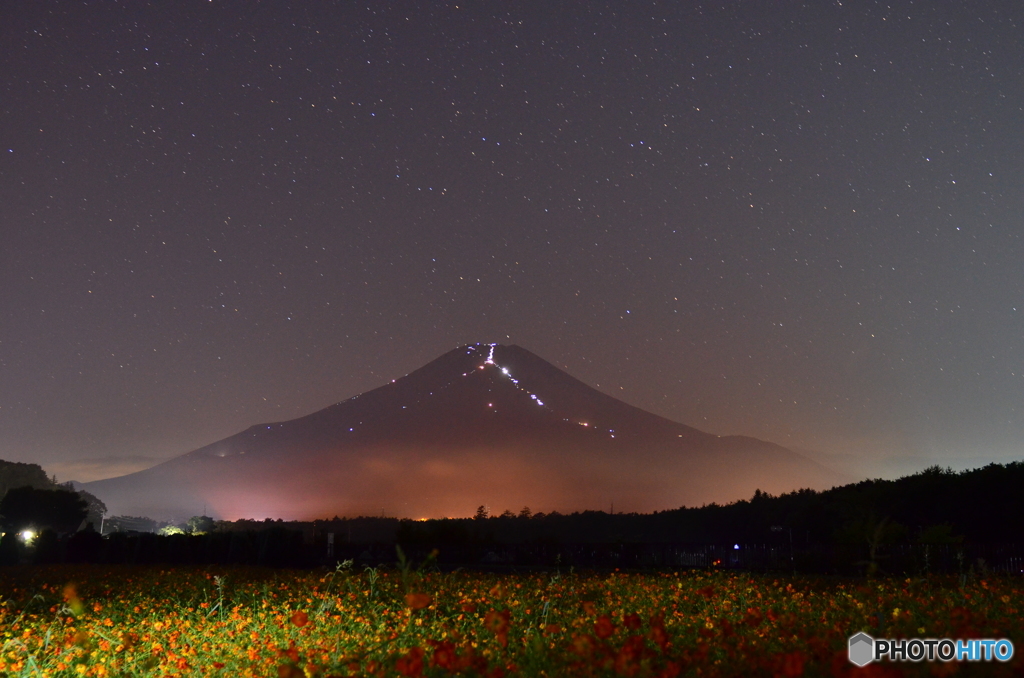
left=2, top=1, right=1023, bottom=485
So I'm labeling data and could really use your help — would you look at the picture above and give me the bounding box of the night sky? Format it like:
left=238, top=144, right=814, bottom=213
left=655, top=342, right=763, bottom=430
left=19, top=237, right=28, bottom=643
left=3, top=1, right=1023, bottom=485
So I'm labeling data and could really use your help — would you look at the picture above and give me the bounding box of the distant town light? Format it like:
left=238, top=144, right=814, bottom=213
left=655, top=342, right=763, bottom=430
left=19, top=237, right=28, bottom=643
left=20, top=529, right=36, bottom=543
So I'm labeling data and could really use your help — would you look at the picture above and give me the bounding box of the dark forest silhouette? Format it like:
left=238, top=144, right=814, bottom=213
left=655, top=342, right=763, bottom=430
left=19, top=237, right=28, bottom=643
left=2, top=460, right=1022, bottom=573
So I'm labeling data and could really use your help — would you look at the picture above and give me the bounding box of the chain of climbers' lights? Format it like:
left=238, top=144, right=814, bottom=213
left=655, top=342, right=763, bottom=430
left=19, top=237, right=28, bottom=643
left=461, top=343, right=548, bottom=408
left=462, top=344, right=617, bottom=441
left=289, top=343, right=619, bottom=441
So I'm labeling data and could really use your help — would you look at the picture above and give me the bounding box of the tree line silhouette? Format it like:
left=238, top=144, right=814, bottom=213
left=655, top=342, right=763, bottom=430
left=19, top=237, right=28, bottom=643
left=2, top=460, right=1022, bottom=572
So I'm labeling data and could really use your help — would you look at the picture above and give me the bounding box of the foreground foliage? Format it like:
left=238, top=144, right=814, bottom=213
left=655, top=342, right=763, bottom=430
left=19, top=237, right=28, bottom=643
left=0, top=563, right=1021, bottom=677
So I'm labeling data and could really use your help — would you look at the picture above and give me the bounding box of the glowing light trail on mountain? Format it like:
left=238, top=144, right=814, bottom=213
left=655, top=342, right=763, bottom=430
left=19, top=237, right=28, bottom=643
left=460, top=343, right=612, bottom=434
left=351, top=343, right=608, bottom=439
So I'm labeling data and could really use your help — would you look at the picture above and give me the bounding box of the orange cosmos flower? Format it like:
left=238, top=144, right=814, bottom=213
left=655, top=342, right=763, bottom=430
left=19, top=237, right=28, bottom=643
left=405, top=592, right=432, bottom=610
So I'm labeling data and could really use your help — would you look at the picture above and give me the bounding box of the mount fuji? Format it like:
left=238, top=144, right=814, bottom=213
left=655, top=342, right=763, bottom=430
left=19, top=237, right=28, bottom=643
left=83, top=343, right=842, bottom=520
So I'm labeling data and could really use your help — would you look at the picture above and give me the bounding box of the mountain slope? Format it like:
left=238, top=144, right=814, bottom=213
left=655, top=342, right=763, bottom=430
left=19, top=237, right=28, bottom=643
left=84, top=343, right=843, bottom=520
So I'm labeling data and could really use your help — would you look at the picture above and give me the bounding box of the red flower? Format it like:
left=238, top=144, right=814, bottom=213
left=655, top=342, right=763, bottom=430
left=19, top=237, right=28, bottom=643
left=484, top=609, right=511, bottom=648
left=623, top=612, right=642, bottom=631
left=430, top=641, right=458, bottom=670
left=395, top=647, right=425, bottom=677
left=594, top=614, right=616, bottom=639
left=484, top=609, right=510, bottom=634
left=290, top=611, right=309, bottom=627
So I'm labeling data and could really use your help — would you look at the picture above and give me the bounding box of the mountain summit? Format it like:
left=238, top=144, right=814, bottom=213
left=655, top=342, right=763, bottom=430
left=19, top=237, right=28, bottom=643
left=84, top=343, right=841, bottom=520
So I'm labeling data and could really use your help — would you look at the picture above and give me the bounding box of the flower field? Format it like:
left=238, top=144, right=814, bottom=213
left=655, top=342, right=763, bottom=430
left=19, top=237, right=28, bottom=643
left=0, top=562, right=1020, bottom=677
